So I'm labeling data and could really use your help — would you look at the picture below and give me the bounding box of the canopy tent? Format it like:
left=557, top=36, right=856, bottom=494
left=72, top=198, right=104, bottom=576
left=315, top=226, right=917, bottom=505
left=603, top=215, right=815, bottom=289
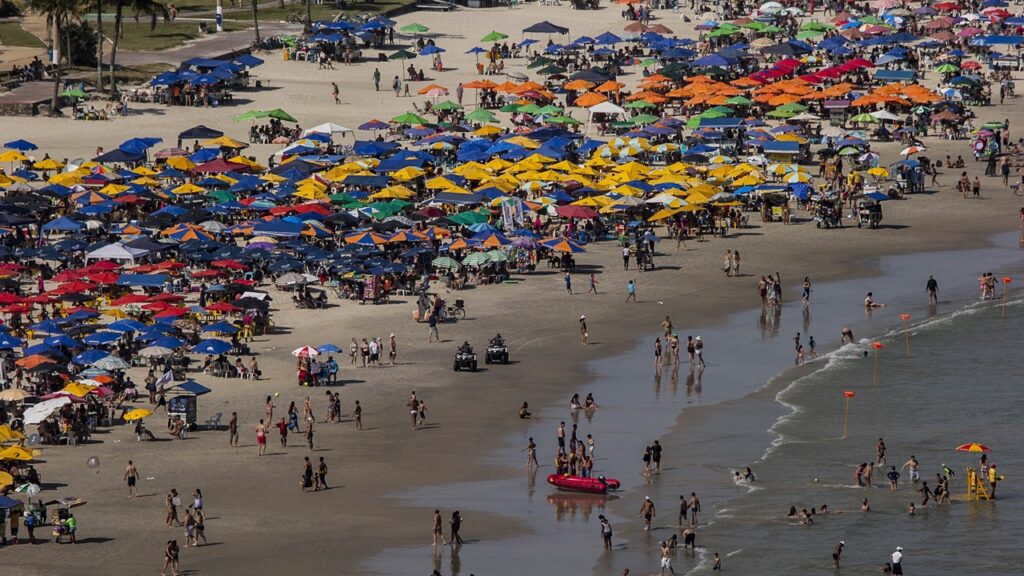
left=587, top=101, right=627, bottom=133
left=84, top=242, right=150, bottom=264
left=523, top=21, right=569, bottom=34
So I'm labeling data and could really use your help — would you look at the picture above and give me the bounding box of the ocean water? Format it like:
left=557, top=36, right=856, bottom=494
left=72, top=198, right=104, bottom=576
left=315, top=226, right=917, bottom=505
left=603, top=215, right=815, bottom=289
left=365, top=233, right=1023, bottom=576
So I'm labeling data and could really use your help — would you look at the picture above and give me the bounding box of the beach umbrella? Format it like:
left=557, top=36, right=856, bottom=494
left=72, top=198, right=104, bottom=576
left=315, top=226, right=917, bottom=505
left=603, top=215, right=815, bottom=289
left=481, top=31, right=508, bottom=42
left=3, top=139, right=37, bottom=151
left=541, top=237, right=586, bottom=253
left=266, top=109, right=297, bottom=123
left=0, top=446, right=35, bottom=461
left=292, top=345, right=320, bottom=357
left=392, top=112, right=429, bottom=125
left=92, top=355, right=129, bottom=371
left=400, top=22, right=430, bottom=33
left=61, top=87, right=90, bottom=99
left=139, top=345, right=175, bottom=357
left=0, top=388, right=31, bottom=402
left=466, top=108, right=498, bottom=123
left=462, top=252, right=491, bottom=266
left=192, top=339, right=231, bottom=354
left=955, top=443, right=991, bottom=453
left=123, top=408, right=153, bottom=421
left=14, top=483, right=41, bottom=496
left=432, top=256, right=461, bottom=269
left=900, top=146, right=926, bottom=156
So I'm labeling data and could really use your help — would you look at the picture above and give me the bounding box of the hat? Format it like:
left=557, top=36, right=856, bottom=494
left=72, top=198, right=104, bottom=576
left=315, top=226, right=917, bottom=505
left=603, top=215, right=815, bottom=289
left=696, top=336, right=702, bottom=340
left=896, top=547, right=903, bottom=551
left=645, top=495, right=651, bottom=500
left=580, top=314, right=586, bottom=319
left=840, top=541, right=845, bottom=545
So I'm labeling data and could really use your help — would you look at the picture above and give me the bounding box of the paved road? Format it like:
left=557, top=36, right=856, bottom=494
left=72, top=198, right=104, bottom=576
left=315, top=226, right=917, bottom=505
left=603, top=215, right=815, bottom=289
left=110, top=21, right=301, bottom=67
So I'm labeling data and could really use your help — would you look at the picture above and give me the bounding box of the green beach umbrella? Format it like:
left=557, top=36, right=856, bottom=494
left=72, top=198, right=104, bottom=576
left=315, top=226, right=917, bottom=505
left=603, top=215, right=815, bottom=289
left=758, top=25, right=783, bottom=34
left=466, top=108, right=498, bottom=123
left=392, top=112, right=429, bottom=125
left=630, top=113, right=659, bottom=126
left=850, top=113, right=878, bottom=124
left=462, top=252, right=491, bottom=266
left=432, top=256, right=461, bottom=269
left=538, top=104, right=562, bottom=115
left=934, top=63, right=960, bottom=74
left=640, top=58, right=658, bottom=67
left=767, top=109, right=796, bottom=119
left=234, top=109, right=268, bottom=122
left=625, top=100, right=656, bottom=109
left=725, top=95, right=753, bottom=106
left=527, top=57, right=554, bottom=69
left=207, top=189, right=236, bottom=202
left=266, top=108, right=297, bottom=122
left=776, top=102, right=808, bottom=113
left=400, top=23, right=430, bottom=33
left=796, top=30, right=824, bottom=40
left=518, top=103, right=543, bottom=115
left=742, top=21, right=766, bottom=30
left=485, top=249, right=509, bottom=262
left=800, top=21, right=835, bottom=31
left=499, top=103, right=522, bottom=113
left=481, top=31, right=508, bottom=42
left=432, top=100, right=463, bottom=111
left=537, top=64, right=568, bottom=75
left=389, top=49, right=417, bottom=61
left=838, top=146, right=862, bottom=156
left=61, top=88, right=89, bottom=99
left=547, top=115, right=581, bottom=125
left=448, top=209, right=490, bottom=225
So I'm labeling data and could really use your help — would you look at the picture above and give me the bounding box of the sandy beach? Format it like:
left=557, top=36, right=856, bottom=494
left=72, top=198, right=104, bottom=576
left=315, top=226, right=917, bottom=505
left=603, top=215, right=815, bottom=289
left=1, top=3, right=1023, bottom=576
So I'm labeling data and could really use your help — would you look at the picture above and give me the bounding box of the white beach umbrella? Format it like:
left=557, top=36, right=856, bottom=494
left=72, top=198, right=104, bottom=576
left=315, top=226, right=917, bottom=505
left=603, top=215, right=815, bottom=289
left=23, top=397, right=72, bottom=425
left=292, top=346, right=320, bottom=358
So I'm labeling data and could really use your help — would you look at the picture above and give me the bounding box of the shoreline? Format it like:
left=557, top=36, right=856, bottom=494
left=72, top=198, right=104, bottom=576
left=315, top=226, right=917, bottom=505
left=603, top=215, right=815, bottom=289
left=358, top=226, right=1024, bottom=576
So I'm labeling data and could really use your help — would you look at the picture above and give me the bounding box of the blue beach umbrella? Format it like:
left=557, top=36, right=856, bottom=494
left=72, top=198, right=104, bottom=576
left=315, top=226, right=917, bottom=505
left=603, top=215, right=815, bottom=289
left=192, top=339, right=231, bottom=354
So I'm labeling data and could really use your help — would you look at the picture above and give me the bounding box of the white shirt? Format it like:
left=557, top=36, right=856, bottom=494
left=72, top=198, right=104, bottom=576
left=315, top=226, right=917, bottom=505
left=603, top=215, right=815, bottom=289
left=892, top=551, right=902, bottom=564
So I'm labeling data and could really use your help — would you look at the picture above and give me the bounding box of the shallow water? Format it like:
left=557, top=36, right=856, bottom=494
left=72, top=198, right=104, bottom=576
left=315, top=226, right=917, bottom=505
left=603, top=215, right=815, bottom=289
left=365, top=232, right=1023, bottom=576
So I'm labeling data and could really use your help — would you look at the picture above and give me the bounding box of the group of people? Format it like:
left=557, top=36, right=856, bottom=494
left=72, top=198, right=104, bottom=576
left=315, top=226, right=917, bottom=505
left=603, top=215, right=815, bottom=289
left=349, top=335, right=397, bottom=367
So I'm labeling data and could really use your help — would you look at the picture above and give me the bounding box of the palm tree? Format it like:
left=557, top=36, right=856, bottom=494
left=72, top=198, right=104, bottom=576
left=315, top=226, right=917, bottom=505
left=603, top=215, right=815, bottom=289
left=28, top=0, right=81, bottom=115
left=107, top=0, right=167, bottom=92
left=251, top=0, right=260, bottom=44
left=95, top=0, right=104, bottom=91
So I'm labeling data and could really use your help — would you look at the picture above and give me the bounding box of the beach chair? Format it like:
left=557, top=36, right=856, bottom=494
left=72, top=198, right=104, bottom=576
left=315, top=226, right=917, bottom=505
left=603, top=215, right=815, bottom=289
left=204, top=412, right=223, bottom=430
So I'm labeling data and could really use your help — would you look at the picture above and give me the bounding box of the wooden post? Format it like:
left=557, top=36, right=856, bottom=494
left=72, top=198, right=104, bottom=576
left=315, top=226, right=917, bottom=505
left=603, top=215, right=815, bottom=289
left=842, top=391, right=854, bottom=439
left=899, top=314, right=911, bottom=358
left=1002, top=277, right=1012, bottom=318
left=871, top=342, right=883, bottom=385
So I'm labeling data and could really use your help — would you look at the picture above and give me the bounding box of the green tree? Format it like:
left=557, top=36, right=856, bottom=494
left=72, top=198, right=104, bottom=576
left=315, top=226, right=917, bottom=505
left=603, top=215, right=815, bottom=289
left=28, top=0, right=81, bottom=115
left=107, top=0, right=167, bottom=92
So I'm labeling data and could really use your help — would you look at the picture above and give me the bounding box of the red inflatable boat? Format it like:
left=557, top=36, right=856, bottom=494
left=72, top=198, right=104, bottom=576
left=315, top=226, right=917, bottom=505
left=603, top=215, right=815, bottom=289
left=547, top=474, right=621, bottom=494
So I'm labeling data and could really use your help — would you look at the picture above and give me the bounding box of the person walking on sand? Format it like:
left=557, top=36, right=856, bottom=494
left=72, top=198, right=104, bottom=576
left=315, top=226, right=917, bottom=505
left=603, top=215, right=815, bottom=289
left=392, top=76, right=401, bottom=96
left=639, top=496, right=656, bottom=531
left=124, top=460, right=140, bottom=497
left=722, top=250, right=733, bottom=276
left=626, top=279, right=637, bottom=302
left=588, top=273, right=599, bottom=294
left=525, top=437, right=539, bottom=468
left=600, top=514, right=613, bottom=550
left=331, top=82, right=340, bottom=104
left=427, top=312, right=439, bottom=343
left=354, top=400, right=363, bottom=430
left=161, top=540, right=180, bottom=576
left=228, top=412, right=238, bottom=447
left=579, top=315, right=589, bottom=345
left=731, top=250, right=742, bottom=277
left=166, top=489, right=181, bottom=527
left=802, top=277, right=812, bottom=303
left=373, top=68, right=381, bottom=91
left=565, top=271, right=573, bottom=295
left=432, top=509, right=448, bottom=546
left=408, top=392, right=419, bottom=430
left=833, top=541, right=845, bottom=569
left=891, top=546, right=904, bottom=575
left=623, top=245, right=631, bottom=270
left=256, top=419, right=267, bottom=456
left=450, top=511, right=464, bottom=545
left=694, top=337, right=705, bottom=368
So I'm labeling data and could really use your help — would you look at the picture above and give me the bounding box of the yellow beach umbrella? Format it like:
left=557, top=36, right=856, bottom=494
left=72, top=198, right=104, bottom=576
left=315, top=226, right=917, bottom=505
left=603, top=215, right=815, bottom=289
left=172, top=183, right=206, bottom=195
left=392, top=166, right=426, bottom=181
left=61, top=382, right=95, bottom=397
left=33, top=158, right=64, bottom=170
left=124, top=408, right=154, bottom=421
left=204, top=136, right=248, bottom=149
left=0, top=445, right=35, bottom=461
left=166, top=157, right=197, bottom=171
left=0, top=150, right=28, bottom=162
